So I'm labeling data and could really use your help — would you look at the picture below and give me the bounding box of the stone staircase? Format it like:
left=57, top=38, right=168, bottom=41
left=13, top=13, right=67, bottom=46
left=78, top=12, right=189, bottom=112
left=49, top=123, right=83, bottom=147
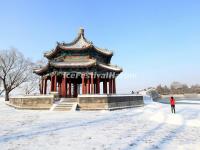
left=51, top=98, right=78, bottom=111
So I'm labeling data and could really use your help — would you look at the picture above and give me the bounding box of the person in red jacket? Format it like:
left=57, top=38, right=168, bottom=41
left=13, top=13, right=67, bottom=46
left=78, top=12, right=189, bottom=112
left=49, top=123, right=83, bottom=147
left=170, top=96, right=176, bottom=113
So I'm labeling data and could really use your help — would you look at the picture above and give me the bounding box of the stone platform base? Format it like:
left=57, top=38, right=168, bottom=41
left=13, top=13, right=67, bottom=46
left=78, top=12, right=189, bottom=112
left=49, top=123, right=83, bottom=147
left=7, top=94, right=144, bottom=111
left=78, top=94, right=144, bottom=110
left=8, top=95, right=54, bottom=110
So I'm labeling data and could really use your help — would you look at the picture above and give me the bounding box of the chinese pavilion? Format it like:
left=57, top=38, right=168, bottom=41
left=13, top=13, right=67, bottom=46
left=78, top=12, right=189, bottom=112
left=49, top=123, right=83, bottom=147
left=33, top=28, right=122, bottom=98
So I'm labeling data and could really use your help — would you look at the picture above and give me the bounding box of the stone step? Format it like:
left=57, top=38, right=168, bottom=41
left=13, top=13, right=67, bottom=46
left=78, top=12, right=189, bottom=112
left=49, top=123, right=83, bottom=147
left=56, top=106, right=73, bottom=108
left=53, top=108, right=72, bottom=111
left=61, top=98, right=77, bottom=102
left=51, top=99, right=78, bottom=111
left=59, top=104, right=73, bottom=106
left=61, top=100, right=76, bottom=102
left=55, top=104, right=73, bottom=106
left=60, top=102, right=74, bottom=104
left=55, top=106, right=72, bottom=108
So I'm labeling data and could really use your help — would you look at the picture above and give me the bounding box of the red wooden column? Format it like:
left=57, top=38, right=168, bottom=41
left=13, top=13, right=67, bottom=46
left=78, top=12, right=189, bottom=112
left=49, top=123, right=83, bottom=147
left=94, top=83, right=96, bottom=94
left=89, top=78, right=91, bottom=94
left=73, top=81, right=77, bottom=97
left=66, top=79, right=68, bottom=97
left=113, top=78, right=116, bottom=94
left=69, top=79, right=71, bottom=97
left=96, top=77, right=100, bottom=94
left=63, top=74, right=67, bottom=97
left=58, top=78, right=61, bottom=96
left=60, top=78, right=63, bottom=97
left=84, top=78, right=87, bottom=94
left=103, top=79, right=107, bottom=94
left=82, top=73, right=85, bottom=94
left=50, top=75, right=54, bottom=92
left=60, top=77, right=64, bottom=97
left=109, top=78, right=113, bottom=94
left=61, top=82, right=63, bottom=96
left=87, top=77, right=90, bottom=94
left=44, top=78, right=47, bottom=94
left=41, top=78, right=44, bottom=94
left=54, top=75, right=57, bottom=91
left=91, top=73, right=94, bottom=94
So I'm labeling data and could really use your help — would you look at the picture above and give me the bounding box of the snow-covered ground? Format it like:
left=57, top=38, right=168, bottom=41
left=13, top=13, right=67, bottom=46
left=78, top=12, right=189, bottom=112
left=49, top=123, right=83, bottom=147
left=177, top=100, right=200, bottom=104
left=0, top=97, right=200, bottom=150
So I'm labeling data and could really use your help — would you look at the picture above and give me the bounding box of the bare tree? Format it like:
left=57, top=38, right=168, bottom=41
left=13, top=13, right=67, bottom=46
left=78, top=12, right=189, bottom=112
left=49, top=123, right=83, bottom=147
left=20, top=58, right=48, bottom=95
left=35, top=58, right=48, bottom=67
left=0, top=49, right=32, bottom=101
left=0, top=80, right=4, bottom=95
left=0, top=90, right=4, bottom=96
left=22, top=72, right=39, bottom=95
left=156, top=84, right=164, bottom=94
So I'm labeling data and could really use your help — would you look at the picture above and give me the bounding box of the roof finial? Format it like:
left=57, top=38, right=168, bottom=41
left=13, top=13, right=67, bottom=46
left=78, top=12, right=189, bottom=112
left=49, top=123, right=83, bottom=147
left=79, top=27, right=84, bottom=36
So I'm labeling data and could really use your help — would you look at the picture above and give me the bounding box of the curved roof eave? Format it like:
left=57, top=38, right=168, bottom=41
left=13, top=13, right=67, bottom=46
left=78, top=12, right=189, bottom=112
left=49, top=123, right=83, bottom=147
left=33, top=64, right=49, bottom=75
left=50, top=59, right=96, bottom=68
left=98, top=63, right=123, bottom=72
left=43, top=28, right=113, bottom=59
left=93, top=45, right=113, bottom=56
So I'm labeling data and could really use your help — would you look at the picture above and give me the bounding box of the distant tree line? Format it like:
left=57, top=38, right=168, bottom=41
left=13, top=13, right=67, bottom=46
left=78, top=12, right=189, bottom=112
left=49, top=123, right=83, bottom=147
left=156, top=82, right=200, bottom=95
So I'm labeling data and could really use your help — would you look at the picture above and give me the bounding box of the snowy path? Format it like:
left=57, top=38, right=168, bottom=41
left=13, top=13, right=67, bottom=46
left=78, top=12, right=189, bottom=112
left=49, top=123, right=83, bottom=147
left=0, top=98, right=200, bottom=150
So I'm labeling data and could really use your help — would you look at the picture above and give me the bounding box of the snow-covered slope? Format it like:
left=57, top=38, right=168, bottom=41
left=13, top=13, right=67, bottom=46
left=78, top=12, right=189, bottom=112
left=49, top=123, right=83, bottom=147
left=143, top=95, right=153, bottom=104
left=0, top=97, right=200, bottom=150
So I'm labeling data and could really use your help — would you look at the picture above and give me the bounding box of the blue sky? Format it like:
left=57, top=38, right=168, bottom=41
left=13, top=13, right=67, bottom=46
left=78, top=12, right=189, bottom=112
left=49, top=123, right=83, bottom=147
left=0, top=0, right=200, bottom=93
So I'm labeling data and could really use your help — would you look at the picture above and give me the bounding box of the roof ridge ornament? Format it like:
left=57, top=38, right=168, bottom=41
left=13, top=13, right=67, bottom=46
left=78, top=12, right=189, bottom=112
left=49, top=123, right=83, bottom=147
left=44, top=28, right=113, bottom=58
left=79, top=27, right=84, bottom=36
